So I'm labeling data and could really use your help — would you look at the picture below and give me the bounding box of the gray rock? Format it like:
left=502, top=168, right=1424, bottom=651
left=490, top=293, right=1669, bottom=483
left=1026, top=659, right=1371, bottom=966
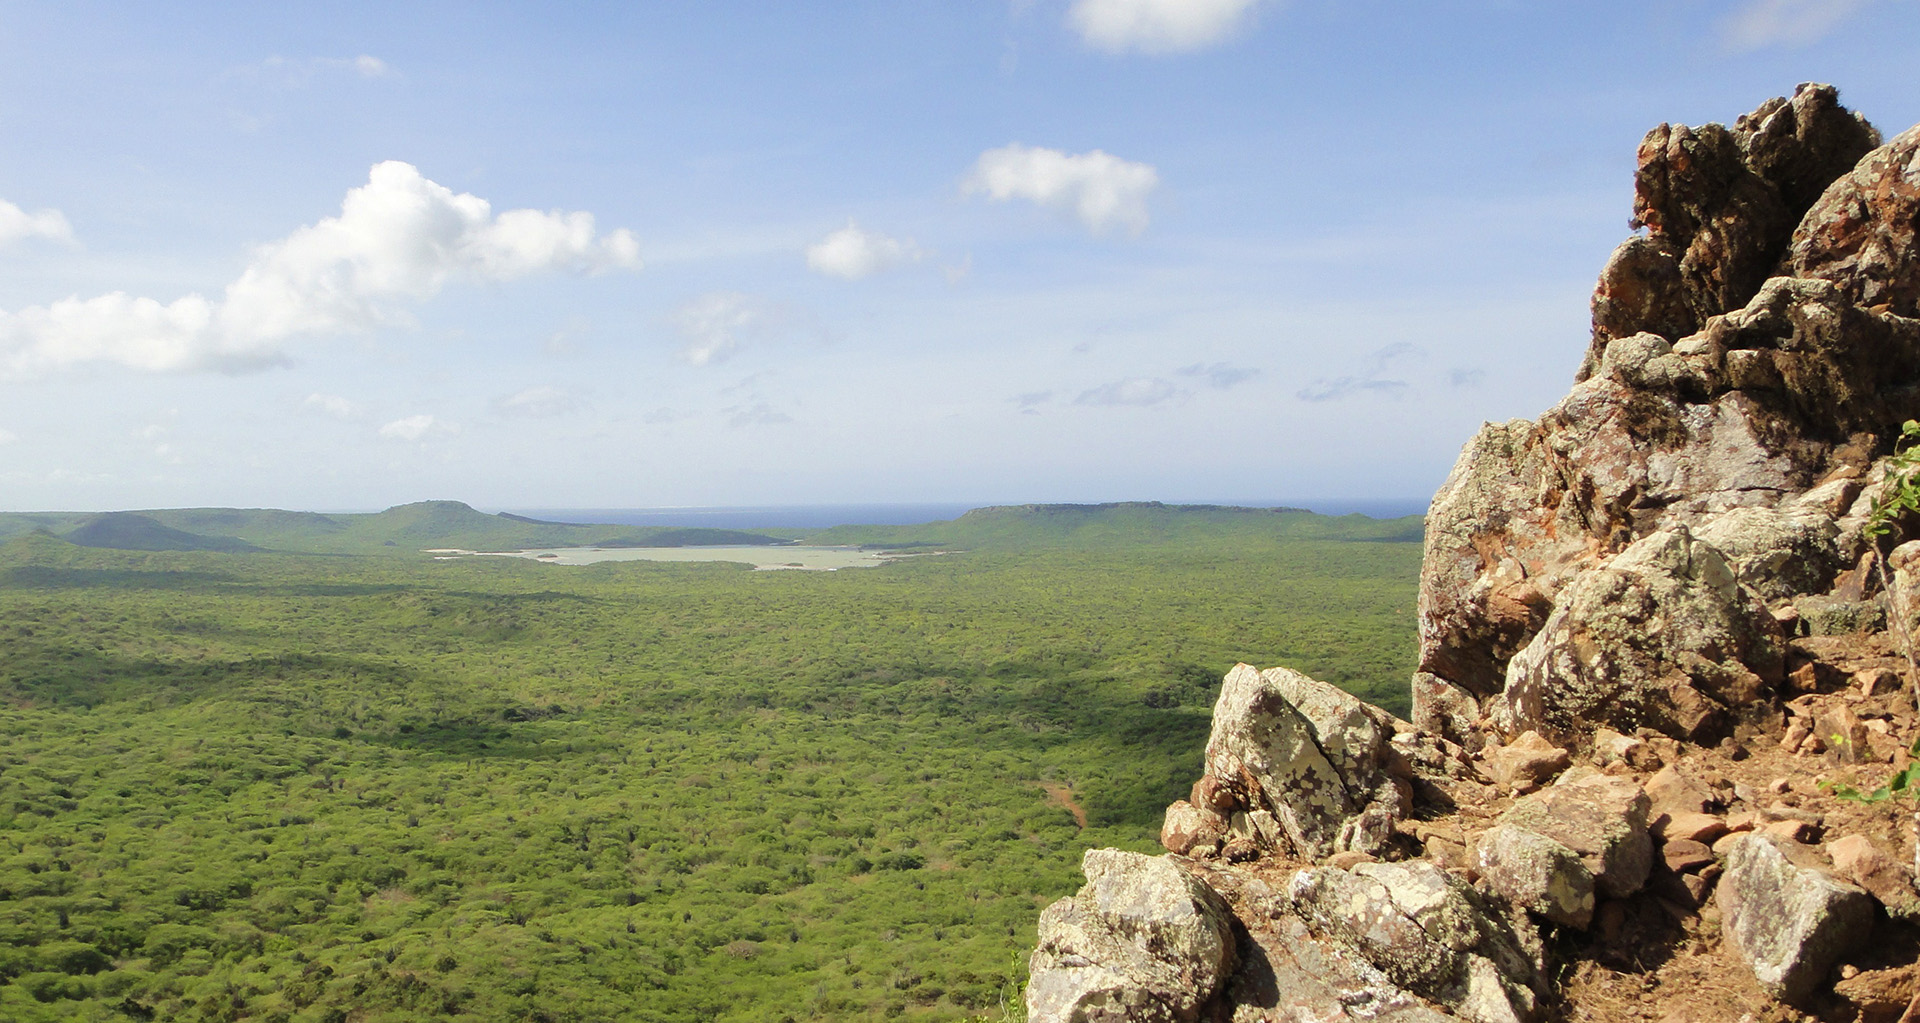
left=1027, top=850, right=1237, bottom=1023
left=1719, top=833, right=1875, bottom=1004
left=1289, top=860, right=1544, bottom=1023
left=1494, top=527, right=1783, bottom=741
left=1476, top=768, right=1651, bottom=929
left=1411, top=670, right=1483, bottom=751
left=1477, top=823, right=1595, bottom=929
left=1160, top=801, right=1226, bottom=857
left=1794, top=594, right=1887, bottom=636
left=1693, top=505, right=1841, bottom=602
left=1505, top=768, right=1653, bottom=899
left=1203, top=664, right=1404, bottom=861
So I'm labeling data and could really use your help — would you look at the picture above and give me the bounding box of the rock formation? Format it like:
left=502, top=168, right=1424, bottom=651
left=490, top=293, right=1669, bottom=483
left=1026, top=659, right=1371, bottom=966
left=1026, top=84, right=1920, bottom=1023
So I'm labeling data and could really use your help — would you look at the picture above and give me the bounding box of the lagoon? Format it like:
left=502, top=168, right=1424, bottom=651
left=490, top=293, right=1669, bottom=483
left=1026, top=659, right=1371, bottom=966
left=433, top=545, right=913, bottom=570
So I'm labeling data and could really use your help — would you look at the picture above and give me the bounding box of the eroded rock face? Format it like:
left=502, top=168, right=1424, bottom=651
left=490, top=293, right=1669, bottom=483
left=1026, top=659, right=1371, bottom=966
left=1791, top=124, right=1920, bottom=316
left=1203, top=664, right=1405, bottom=861
left=1720, top=833, right=1875, bottom=1004
left=1414, top=85, right=1920, bottom=742
left=1585, top=83, right=1880, bottom=367
left=1027, top=850, right=1237, bottom=1023
left=1493, top=527, right=1783, bottom=741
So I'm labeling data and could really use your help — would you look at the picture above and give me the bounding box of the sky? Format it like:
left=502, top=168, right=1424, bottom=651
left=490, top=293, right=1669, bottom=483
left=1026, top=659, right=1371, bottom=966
left=0, top=0, right=1916, bottom=513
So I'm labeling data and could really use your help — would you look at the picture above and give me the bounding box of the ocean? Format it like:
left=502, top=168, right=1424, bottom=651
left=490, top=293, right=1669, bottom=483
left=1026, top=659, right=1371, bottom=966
left=498, top=500, right=1427, bottom=530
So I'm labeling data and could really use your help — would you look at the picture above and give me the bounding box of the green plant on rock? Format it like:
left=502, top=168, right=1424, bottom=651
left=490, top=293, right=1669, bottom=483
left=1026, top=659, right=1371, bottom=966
left=1866, top=419, right=1920, bottom=707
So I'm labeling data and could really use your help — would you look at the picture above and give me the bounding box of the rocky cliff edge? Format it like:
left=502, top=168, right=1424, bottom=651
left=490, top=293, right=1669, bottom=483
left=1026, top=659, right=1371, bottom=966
left=1026, top=84, right=1920, bottom=1023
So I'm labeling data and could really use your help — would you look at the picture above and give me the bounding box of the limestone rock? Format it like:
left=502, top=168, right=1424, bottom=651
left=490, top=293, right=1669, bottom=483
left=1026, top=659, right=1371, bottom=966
left=1479, top=731, right=1570, bottom=793
left=1693, top=504, right=1841, bottom=602
left=1203, top=664, right=1404, bottom=861
left=1719, top=832, right=1875, bottom=1004
left=1160, top=801, right=1226, bottom=857
left=1027, top=850, right=1236, bottom=1023
left=1494, top=527, right=1783, bottom=741
left=1791, top=123, right=1920, bottom=316
left=1476, top=822, right=1595, bottom=929
left=1477, top=768, right=1652, bottom=928
left=1288, top=860, right=1544, bottom=1023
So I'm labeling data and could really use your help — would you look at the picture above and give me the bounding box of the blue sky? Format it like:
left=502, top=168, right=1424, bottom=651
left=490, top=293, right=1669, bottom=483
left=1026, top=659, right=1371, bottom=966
left=0, top=1, right=1915, bottom=512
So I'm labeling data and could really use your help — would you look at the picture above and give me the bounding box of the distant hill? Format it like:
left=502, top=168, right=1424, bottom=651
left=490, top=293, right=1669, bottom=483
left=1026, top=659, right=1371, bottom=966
left=804, top=501, right=1424, bottom=550
left=0, top=500, right=1420, bottom=557
left=63, top=512, right=261, bottom=553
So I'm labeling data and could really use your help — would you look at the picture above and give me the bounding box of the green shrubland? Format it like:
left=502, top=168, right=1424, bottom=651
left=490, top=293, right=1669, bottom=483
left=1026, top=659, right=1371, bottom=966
left=0, top=506, right=1419, bottom=1021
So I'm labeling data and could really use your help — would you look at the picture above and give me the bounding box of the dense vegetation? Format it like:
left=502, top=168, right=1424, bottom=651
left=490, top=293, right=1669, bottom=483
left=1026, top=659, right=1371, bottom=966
left=0, top=505, right=1421, bottom=1022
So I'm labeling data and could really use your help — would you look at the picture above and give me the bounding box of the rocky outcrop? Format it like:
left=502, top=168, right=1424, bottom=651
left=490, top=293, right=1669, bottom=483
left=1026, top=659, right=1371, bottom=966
left=1028, top=85, right=1920, bottom=1023
left=1417, top=82, right=1920, bottom=745
left=1027, top=850, right=1237, bottom=1023
left=1199, top=664, right=1407, bottom=861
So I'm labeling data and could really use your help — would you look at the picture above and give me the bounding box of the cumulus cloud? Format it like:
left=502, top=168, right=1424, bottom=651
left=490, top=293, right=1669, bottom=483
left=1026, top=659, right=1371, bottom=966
left=805, top=221, right=923, bottom=280
left=0, top=199, right=75, bottom=248
left=964, top=144, right=1159, bottom=235
left=304, top=393, right=359, bottom=419
left=1068, top=0, right=1263, bottom=54
left=1176, top=361, right=1259, bottom=389
left=1296, top=343, right=1420, bottom=402
left=1075, top=376, right=1177, bottom=407
left=378, top=414, right=448, bottom=442
left=495, top=385, right=578, bottom=418
left=0, top=161, right=640, bottom=377
left=671, top=292, right=772, bottom=366
left=1723, top=0, right=1873, bottom=50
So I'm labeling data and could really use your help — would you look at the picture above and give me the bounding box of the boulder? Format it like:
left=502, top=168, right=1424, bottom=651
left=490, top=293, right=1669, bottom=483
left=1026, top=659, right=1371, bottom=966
left=1159, top=801, right=1226, bottom=857
left=1693, top=504, right=1842, bottom=602
left=1494, top=527, right=1784, bottom=741
left=1288, top=860, right=1544, bottom=1023
left=1202, top=664, right=1405, bottom=860
left=1476, top=768, right=1652, bottom=927
left=1027, top=850, right=1237, bottom=1023
left=1476, top=822, right=1595, bottom=929
left=1719, top=833, right=1875, bottom=1004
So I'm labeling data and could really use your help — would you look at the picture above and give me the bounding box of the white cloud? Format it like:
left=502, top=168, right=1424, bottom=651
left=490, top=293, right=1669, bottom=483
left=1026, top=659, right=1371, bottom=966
left=0, top=199, right=75, bottom=248
left=1296, top=343, right=1421, bottom=402
left=243, top=54, right=396, bottom=85
left=0, top=161, right=641, bottom=377
left=495, top=385, right=578, bottom=418
left=1723, top=0, right=1872, bottom=50
left=1068, top=0, right=1263, bottom=54
left=726, top=402, right=793, bottom=427
left=378, top=414, right=446, bottom=442
left=804, top=221, right=923, bottom=280
left=0, top=428, right=15, bottom=445
left=964, top=144, right=1159, bottom=235
left=1176, top=362, right=1259, bottom=389
left=672, top=291, right=766, bottom=366
left=1075, top=377, right=1177, bottom=406
left=304, top=393, right=359, bottom=419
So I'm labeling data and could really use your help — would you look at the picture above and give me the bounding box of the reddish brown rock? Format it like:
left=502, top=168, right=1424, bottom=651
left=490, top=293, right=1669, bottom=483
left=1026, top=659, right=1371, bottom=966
left=1791, top=124, right=1920, bottom=316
